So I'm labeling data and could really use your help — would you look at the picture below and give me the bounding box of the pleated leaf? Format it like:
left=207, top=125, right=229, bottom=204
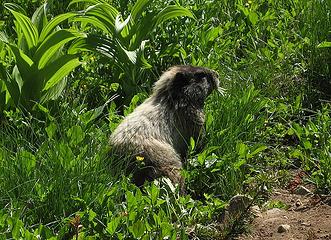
left=83, top=3, right=119, bottom=33
left=0, top=63, right=20, bottom=106
left=131, top=0, right=150, bottom=21
left=31, top=3, right=49, bottom=35
left=41, top=54, right=81, bottom=91
left=41, top=78, right=67, bottom=103
left=5, top=9, right=39, bottom=50
left=69, top=0, right=99, bottom=7
left=3, top=3, right=26, bottom=15
left=7, top=44, right=34, bottom=79
left=39, top=12, right=78, bottom=41
left=71, top=16, right=109, bottom=32
left=155, top=5, right=195, bottom=26
left=34, top=29, right=85, bottom=69
left=68, top=34, right=116, bottom=59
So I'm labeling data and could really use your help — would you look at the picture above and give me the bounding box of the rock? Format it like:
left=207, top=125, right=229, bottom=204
left=295, top=199, right=302, bottom=207
left=251, top=205, right=262, bottom=217
left=294, top=186, right=312, bottom=195
left=277, top=224, right=291, bottom=233
left=300, top=222, right=311, bottom=227
left=266, top=208, right=283, bottom=216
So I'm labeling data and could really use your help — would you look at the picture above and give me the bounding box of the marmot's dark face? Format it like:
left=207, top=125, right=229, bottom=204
left=152, top=65, right=220, bottom=108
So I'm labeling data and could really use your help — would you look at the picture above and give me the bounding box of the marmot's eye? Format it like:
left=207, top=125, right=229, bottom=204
left=195, top=72, right=207, bottom=80
left=195, top=73, right=208, bottom=83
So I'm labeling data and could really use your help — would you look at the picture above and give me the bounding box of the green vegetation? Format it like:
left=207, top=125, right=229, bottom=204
left=0, top=0, right=330, bottom=239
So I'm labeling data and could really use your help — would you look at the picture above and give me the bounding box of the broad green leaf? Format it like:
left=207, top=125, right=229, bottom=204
left=115, top=14, right=130, bottom=34
left=15, top=22, right=29, bottom=53
left=41, top=54, right=80, bottom=91
left=131, top=0, right=150, bottom=21
left=130, top=220, right=145, bottom=239
left=12, top=66, right=23, bottom=92
left=18, top=150, right=36, bottom=175
left=190, top=137, right=195, bottom=151
left=121, top=45, right=138, bottom=64
left=67, top=125, right=85, bottom=145
left=7, top=43, right=34, bottom=82
left=130, top=5, right=192, bottom=49
left=237, top=142, right=248, bottom=158
left=83, top=4, right=119, bottom=33
left=290, top=149, right=304, bottom=160
left=205, top=27, right=221, bottom=42
left=0, top=77, right=8, bottom=110
left=248, top=11, right=259, bottom=25
left=88, top=209, right=97, bottom=221
left=71, top=16, right=109, bottom=32
left=149, top=183, right=159, bottom=205
left=0, top=31, right=9, bottom=43
left=80, top=101, right=108, bottom=125
left=39, top=13, right=78, bottom=41
left=129, top=13, right=155, bottom=49
left=0, top=64, right=20, bottom=106
left=248, top=145, right=267, bottom=158
left=106, top=217, right=121, bottom=235
left=160, top=222, right=173, bottom=238
left=154, top=6, right=195, bottom=26
left=11, top=218, right=24, bottom=239
left=40, top=78, right=67, bottom=103
left=237, top=4, right=249, bottom=16
left=4, top=3, right=26, bottom=15
left=68, top=34, right=116, bottom=58
left=9, top=66, right=23, bottom=105
left=234, top=158, right=247, bottom=169
left=303, top=140, right=312, bottom=150
left=58, top=143, right=74, bottom=169
left=6, top=9, right=38, bottom=49
left=69, top=0, right=99, bottom=7
left=31, top=3, right=49, bottom=35
left=126, top=191, right=136, bottom=211
left=34, top=29, right=85, bottom=69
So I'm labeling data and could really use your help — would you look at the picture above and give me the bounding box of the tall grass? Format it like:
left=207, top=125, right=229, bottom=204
left=0, top=104, right=112, bottom=226
left=303, top=0, right=331, bottom=103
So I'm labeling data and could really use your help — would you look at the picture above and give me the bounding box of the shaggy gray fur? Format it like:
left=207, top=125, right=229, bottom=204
left=109, top=65, right=219, bottom=193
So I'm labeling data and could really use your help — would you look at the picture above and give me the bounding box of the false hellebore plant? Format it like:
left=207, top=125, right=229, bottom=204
left=0, top=3, right=84, bottom=111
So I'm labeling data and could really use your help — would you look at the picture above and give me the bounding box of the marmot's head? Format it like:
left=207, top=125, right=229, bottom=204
left=152, top=65, right=220, bottom=108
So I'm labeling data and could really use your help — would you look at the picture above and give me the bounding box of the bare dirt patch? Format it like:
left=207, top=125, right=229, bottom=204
left=236, top=189, right=331, bottom=240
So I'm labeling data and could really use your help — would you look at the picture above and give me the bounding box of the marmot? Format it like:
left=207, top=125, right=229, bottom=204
left=109, top=65, right=220, bottom=193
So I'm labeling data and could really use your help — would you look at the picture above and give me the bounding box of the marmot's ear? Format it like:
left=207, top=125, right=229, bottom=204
left=167, top=71, right=191, bottom=106
left=173, top=71, right=190, bottom=88
left=194, top=72, right=208, bottom=80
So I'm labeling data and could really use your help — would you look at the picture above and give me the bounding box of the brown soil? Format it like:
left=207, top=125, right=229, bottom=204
left=236, top=189, right=331, bottom=240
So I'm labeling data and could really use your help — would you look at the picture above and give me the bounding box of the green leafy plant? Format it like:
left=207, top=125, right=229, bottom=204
left=0, top=2, right=84, bottom=111
left=69, top=0, right=195, bottom=100
left=288, top=104, right=331, bottom=192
